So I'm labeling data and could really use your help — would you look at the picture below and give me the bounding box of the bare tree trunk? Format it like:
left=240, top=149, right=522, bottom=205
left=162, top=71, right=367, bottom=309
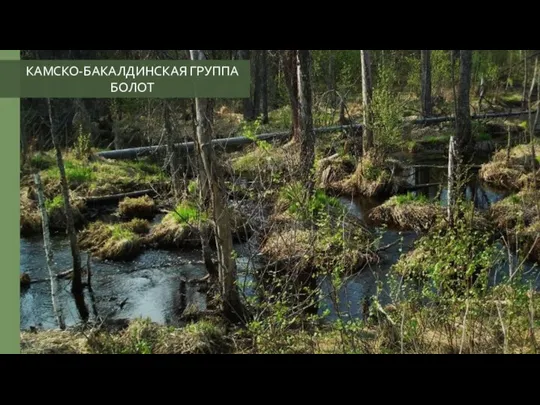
left=282, top=50, right=301, bottom=142
left=164, top=102, right=182, bottom=199
left=238, top=50, right=255, bottom=121
left=327, top=51, right=337, bottom=107
left=47, top=99, right=89, bottom=322
left=34, top=172, right=65, bottom=330
left=529, top=56, right=539, bottom=188
left=447, top=136, right=456, bottom=228
left=361, top=50, right=374, bottom=154
left=297, top=50, right=316, bottom=191
left=190, top=50, right=244, bottom=322
left=252, top=50, right=262, bottom=118
left=261, top=50, right=269, bottom=124
left=456, top=50, right=473, bottom=160
left=522, top=50, right=529, bottom=109
left=421, top=50, right=433, bottom=117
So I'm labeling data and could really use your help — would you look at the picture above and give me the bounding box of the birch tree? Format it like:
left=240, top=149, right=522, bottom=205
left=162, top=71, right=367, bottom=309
left=282, top=50, right=301, bottom=142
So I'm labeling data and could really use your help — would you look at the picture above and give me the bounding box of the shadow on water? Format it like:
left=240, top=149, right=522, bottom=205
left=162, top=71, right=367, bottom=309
left=20, top=235, right=208, bottom=330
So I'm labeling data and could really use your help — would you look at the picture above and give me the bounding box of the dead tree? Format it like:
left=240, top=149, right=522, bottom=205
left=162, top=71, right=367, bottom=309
left=190, top=49, right=244, bottom=322
left=47, top=98, right=89, bottom=321
left=456, top=50, right=473, bottom=159
left=361, top=50, right=374, bottom=154
left=282, top=50, right=301, bottom=142
left=34, top=172, right=65, bottom=330
left=421, top=50, right=433, bottom=117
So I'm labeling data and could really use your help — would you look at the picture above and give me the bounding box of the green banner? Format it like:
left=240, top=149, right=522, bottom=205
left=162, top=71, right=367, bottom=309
left=0, top=60, right=250, bottom=98
left=0, top=50, right=20, bottom=354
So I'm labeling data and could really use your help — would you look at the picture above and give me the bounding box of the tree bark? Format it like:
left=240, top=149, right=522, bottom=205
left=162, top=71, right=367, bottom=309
left=421, top=50, right=433, bottom=117
left=190, top=50, right=244, bottom=322
left=261, top=50, right=269, bottom=124
left=238, top=50, right=255, bottom=121
left=47, top=98, right=88, bottom=321
left=252, top=50, right=262, bottom=118
left=361, top=50, right=374, bottom=154
left=34, top=172, right=65, bottom=330
left=282, top=50, right=301, bottom=142
left=522, top=50, right=529, bottom=109
left=456, top=50, right=473, bottom=160
left=164, top=102, right=182, bottom=199
left=447, top=136, right=456, bottom=228
left=297, top=50, right=316, bottom=190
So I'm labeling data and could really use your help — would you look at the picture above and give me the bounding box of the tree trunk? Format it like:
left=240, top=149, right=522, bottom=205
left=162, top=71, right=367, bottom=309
left=190, top=50, right=244, bottom=322
left=327, top=51, right=337, bottom=107
left=297, top=50, right=316, bottom=190
left=282, top=50, right=301, bottom=142
left=164, top=102, right=182, bottom=199
left=47, top=98, right=89, bottom=321
left=252, top=50, right=262, bottom=118
left=238, top=50, right=255, bottom=121
left=261, top=50, right=269, bottom=124
left=456, top=50, right=473, bottom=160
left=522, top=50, right=529, bottom=109
left=361, top=50, right=374, bottom=154
left=421, top=50, right=433, bottom=117
left=528, top=56, right=539, bottom=187
left=447, top=136, right=456, bottom=228
left=34, top=172, right=66, bottom=330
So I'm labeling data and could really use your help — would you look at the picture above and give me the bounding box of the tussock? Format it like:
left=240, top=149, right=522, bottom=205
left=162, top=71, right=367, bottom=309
left=369, top=194, right=441, bottom=232
left=79, top=221, right=142, bottom=261
left=118, top=195, right=156, bottom=220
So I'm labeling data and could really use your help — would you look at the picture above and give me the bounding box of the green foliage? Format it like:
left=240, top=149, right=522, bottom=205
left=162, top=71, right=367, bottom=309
left=278, top=182, right=343, bottom=222
left=371, top=59, right=405, bottom=152
left=73, top=125, right=92, bottom=160
left=170, top=202, right=206, bottom=225
left=30, top=152, right=55, bottom=170
left=45, top=195, right=64, bottom=212
left=393, top=192, right=429, bottom=205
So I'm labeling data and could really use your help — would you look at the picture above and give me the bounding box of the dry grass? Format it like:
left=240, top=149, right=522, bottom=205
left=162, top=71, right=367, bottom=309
left=337, top=154, right=405, bottom=198
left=315, top=155, right=356, bottom=192
left=148, top=213, right=204, bottom=249
left=369, top=194, right=441, bottom=232
left=20, top=330, right=90, bottom=354
left=79, top=221, right=142, bottom=261
left=479, top=142, right=540, bottom=191
left=118, top=195, right=156, bottom=220
left=490, top=189, right=540, bottom=230
left=20, top=188, right=41, bottom=236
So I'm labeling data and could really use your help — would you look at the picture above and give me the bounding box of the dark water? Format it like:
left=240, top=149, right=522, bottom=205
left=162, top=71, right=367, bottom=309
left=20, top=155, right=539, bottom=330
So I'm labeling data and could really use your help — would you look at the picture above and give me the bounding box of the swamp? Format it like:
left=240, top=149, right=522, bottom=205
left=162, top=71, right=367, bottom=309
left=19, top=50, right=540, bottom=354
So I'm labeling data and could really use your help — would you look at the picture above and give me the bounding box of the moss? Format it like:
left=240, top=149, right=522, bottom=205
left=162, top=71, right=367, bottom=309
left=315, top=154, right=356, bottom=192
left=79, top=221, right=142, bottom=261
left=369, top=193, right=441, bottom=232
left=490, top=189, right=540, bottom=230
left=118, top=195, right=156, bottom=220
left=123, top=218, right=151, bottom=235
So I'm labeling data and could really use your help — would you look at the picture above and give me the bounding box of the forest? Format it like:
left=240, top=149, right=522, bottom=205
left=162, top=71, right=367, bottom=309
left=19, top=49, right=540, bottom=354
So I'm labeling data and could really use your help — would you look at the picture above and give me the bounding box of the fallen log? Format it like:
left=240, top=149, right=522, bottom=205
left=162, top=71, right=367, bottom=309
left=79, top=189, right=157, bottom=205
left=404, top=182, right=442, bottom=191
left=96, top=110, right=535, bottom=161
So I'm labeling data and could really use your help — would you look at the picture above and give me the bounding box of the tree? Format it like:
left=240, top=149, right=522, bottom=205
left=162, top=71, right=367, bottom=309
left=421, top=50, right=433, bottom=117
left=361, top=50, right=374, bottom=154
left=261, top=50, right=269, bottom=124
left=190, top=50, right=244, bottom=322
left=455, top=50, right=473, bottom=159
left=47, top=98, right=88, bottom=321
left=282, top=50, right=301, bottom=142
left=238, top=50, right=255, bottom=121
left=297, top=50, right=316, bottom=189
left=163, top=102, right=183, bottom=199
